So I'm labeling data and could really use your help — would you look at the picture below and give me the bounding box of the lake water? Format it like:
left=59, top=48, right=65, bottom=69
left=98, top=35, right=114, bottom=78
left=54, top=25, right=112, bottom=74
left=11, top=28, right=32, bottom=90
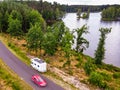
left=62, top=12, right=120, bottom=67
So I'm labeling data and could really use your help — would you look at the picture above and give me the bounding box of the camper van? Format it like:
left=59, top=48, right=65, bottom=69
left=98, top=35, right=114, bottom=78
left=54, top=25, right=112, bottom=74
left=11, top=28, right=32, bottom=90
left=31, top=58, right=47, bottom=72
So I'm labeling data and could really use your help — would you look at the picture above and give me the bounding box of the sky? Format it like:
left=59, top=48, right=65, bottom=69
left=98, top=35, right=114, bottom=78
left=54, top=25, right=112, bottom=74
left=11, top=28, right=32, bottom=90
left=43, top=0, right=120, bottom=5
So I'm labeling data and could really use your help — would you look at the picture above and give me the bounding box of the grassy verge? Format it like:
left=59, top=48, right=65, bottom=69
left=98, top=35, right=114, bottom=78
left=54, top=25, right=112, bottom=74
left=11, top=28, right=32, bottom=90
left=0, top=33, right=79, bottom=90
left=0, top=59, right=32, bottom=90
left=7, top=42, right=30, bottom=65
left=0, top=34, right=30, bottom=65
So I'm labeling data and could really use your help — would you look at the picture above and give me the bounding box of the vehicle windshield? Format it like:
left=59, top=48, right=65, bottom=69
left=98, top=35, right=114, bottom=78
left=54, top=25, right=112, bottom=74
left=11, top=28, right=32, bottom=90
left=37, top=77, right=44, bottom=82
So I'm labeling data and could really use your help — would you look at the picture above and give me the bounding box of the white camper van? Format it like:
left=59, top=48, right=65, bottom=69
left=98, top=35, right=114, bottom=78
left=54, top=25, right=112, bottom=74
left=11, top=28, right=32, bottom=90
left=31, top=58, right=47, bottom=72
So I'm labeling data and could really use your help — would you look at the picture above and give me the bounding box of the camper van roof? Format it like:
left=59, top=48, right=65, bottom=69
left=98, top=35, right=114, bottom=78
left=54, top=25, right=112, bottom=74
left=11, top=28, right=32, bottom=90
left=33, top=58, right=45, bottom=63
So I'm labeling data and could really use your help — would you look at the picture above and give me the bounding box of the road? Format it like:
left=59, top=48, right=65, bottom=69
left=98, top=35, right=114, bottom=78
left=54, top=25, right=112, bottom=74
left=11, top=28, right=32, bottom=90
left=0, top=41, right=64, bottom=90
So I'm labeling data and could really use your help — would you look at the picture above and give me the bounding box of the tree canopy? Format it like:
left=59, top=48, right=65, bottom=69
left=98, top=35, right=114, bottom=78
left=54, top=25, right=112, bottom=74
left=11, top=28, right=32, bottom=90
left=94, top=28, right=111, bottom=65
left=74, top=25, right=89, bottom=53
left=101, top=7, right=120, bottom=20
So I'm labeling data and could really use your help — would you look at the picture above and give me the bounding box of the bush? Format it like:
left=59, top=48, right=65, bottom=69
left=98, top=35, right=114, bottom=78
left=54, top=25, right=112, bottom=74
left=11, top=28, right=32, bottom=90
left=84, top=58, right=96, bottom=75
left=102, top=64, right=120, bottom=72
left=7, top=42, right=30, bottom=64
left=100, top=71, right=112, bottom=81
left=89, top=72, right=108, bottom=89
left=12, top=81, right=21, bottom=90
left=113, top=72, right=120, bottom=79
left=75, top=54, right=83, bottom=68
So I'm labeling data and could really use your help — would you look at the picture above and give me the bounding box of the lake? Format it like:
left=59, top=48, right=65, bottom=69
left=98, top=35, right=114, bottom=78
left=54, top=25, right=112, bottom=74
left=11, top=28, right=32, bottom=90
left=62, top=12, right=120, bottom=67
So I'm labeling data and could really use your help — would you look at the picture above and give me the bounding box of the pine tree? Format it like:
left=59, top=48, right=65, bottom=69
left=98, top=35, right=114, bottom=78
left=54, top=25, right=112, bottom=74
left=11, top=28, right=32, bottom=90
left=94, top=28, right=111, bottom=65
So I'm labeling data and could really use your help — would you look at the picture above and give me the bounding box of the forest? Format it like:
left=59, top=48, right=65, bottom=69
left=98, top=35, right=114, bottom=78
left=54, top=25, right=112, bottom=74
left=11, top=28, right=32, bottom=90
left=101, top=7, right=120, bottom=20
left=0, top=1, right=120, bottom=90
left=24, top=1, right=120, bottom=12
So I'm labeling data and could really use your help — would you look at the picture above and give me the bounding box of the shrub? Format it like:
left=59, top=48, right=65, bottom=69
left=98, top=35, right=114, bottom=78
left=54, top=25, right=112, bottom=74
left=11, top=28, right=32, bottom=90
left=84, top=58, right=96, bottom=75
left=12, top=81, right=21, bottom=90
left=102, top=64, right=120, bottom=72
left=100, top=71, right=112, bottom=81
left=7, top=42, right=30, bottom=64
left=63, top=60, right=71, bottom=68
left=88, top=72, right=108, bottom=89
left=113, top=72, right=120, bottom=79
left=75, top=54, right=83, bottom=68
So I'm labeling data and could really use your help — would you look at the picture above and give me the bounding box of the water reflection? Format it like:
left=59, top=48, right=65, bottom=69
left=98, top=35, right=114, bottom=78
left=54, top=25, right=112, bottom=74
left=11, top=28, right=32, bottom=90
left=62, top=12, right=120, bottom=67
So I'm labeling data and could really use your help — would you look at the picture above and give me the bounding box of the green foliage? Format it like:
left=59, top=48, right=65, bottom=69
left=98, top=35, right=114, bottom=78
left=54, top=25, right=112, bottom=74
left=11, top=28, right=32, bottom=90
left=12, top=82, right=21, bottom=90
left=100, top=63, right=120, bottom=72
left=94, top=28, right=111, bottom=65
left=82, top=12, right=89, bottom=19
left=61, top=28, right=74, bottom=68
left=74, top=25, right=89, bottom=53
left=0, top=1, right=32, bottom=32
left=48, top=21, right=65, bottom=46
left=8, top=10, right=22, bottom=21
left=0, top=10, right=9, bottom=32
left=8, top=42, right=30, bottom=64
left=33, top=1, right=62, bottom=22
left=26, top=22, right=44, bottom=55
left=84, top=58, right=96, bottom=75
left=63, top=60, right=71, bottom=67
left=7, top=18, right=23, bottom=36
left=75, top=54, right=83, bottom=68
left=113, top=72, right=120, bottom=79
left=101, top=7, right=120, bottom=20
left=27, top=9, right=46, bottom=31
left=100, top=71, right=112, bottom=81
left=55, top=8, right=61, bottom=20
left=0, top=70, right=21, bottom=90
left=42, top=21, right=66, bottom=56
left=42, top=32, right=57, bottom=55
left=77, top=9, right=89, bottom=19
left=89, top=72, right=108, bottom=89
left=0, top=59, right=31, bottom=90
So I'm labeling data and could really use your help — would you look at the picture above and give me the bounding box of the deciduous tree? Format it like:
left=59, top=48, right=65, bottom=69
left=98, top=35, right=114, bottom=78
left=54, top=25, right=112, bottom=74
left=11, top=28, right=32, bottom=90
left=7, top=10, right=23, bottom=36
left=74, top=25, right=89, bottom=53
left=26, top=23, right=44, bottom=55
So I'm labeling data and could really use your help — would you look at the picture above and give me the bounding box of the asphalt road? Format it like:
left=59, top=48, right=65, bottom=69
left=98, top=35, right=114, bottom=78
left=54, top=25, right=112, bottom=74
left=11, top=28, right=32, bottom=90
left=0, top=41, right=64, bottom=90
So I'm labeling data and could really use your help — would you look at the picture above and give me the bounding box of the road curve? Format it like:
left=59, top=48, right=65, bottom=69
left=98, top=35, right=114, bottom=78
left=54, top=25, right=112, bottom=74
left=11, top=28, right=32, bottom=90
left=0, top=41, right=64, bottom=90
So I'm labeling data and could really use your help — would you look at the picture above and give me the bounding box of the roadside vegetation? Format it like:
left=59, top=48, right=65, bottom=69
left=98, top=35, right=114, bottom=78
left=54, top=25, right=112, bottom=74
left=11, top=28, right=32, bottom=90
left=0, top=1, right=120, bottom=90
left=0, top=59, right=32, bottom=90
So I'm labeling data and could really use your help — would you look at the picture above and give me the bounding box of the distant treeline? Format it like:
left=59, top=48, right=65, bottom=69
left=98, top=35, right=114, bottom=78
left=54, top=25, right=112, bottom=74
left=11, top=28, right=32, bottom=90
left=24, top=1, right=120, bottom=12
left=60, top=4, right=120, bottom=12
left=101, top=7, right=120, bottom=21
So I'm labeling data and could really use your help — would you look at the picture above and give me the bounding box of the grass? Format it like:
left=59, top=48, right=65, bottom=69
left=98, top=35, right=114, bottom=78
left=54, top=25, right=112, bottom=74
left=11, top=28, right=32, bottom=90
left=7, top=42, right=30, bottom=65
left=0, top=59, right=32, bottom=90
left=0, top=33, right=30, bottom=65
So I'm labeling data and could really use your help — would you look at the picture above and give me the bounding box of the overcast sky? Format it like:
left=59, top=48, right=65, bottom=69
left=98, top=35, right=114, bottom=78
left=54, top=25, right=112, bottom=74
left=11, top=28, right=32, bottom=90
left=43, top=0, right=120, bottom=5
